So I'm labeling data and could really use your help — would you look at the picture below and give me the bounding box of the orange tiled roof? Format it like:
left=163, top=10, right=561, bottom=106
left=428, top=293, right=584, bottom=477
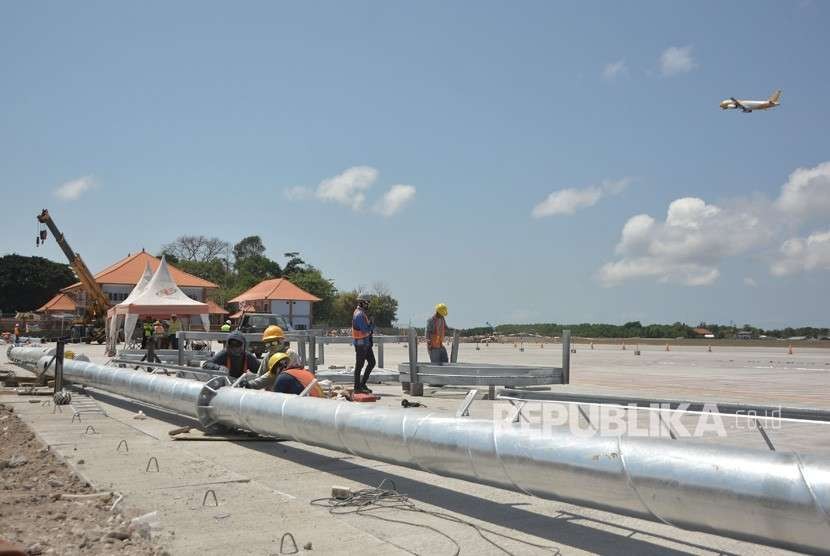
left=62, top=251, right=218, bottom=292
left=205, top=300, right=229, bottom=315
left=229, top=278, right=320, bottom=303
left=37, top=293, right=77, bottom=313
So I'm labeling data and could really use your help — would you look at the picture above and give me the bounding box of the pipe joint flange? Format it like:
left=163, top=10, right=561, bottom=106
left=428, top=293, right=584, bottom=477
left=196, top=376, right=232, bottom=434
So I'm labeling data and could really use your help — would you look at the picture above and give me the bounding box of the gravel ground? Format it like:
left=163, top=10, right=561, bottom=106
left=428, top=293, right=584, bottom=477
left=0, top=402, right=169, bottom=556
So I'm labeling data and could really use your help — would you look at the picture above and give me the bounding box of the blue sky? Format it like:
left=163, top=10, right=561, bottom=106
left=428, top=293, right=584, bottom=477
left=1, top=1, right=829, bottom=328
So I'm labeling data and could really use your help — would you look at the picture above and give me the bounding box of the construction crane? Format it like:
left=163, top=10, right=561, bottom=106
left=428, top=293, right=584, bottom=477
left=36, top=209, right=109, bottom=343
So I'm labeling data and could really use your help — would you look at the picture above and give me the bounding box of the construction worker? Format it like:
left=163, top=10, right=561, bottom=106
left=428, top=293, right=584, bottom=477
left=141, top=318, right=153, bottom=349
left=352, top=296, right=375, bottom=394
left=254, top=325, right=296, bottom=375
left=427, top=303, right=451, bottom=363
left=202, top=330, right=259, bottom=379
left=13, top=323, right=20, bottom=344
left=167, top=314, right=182, bottom=350
left=269, top=352, right=323, bottom=397
left=152, top=320, right=166, bottom=348
left=220, top=319, right=232, bottom=332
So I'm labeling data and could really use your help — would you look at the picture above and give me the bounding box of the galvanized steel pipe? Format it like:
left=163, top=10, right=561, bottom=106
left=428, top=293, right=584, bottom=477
left=7, top=346, right=830, bottom=554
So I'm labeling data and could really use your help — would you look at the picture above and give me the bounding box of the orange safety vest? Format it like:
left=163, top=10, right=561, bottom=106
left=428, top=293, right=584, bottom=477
left=429, top=316, right=446, bottom=349
left=226, top=354, right=249, bottom=373
left=352, top=309, right=371, bottom=341
left=284, top=368, right=323, bottom=397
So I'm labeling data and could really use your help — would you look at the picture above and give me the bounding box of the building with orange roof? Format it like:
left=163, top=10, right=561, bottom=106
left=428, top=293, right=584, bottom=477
left=60, top=250, right=226, bottom=322
left=229, top=278, right=320, bottom=329
left=36, top=292, right=79, bottom=316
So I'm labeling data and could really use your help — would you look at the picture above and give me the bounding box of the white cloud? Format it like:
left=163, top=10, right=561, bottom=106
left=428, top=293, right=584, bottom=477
left=599, top=197, right=770, bottom=287
left=373, top=184, right=416, bottom=217
left=744, top=277, right=758, bottom=287
left=283, top=166, right=417, bottom=216
left=599, top=161, right=830, bottom=286
left=532, top=178, right=631, bottom=218
left=54, top=176, right=96, bottom=200
left=316, top=165, right=378, bottom=210
left=771, top=230, right=830, bottom=276
left=776, top=161, right=830, bottom=221
left=659, top=46, right=697, bottom=76
left=602, top=60, right=628, bottom=80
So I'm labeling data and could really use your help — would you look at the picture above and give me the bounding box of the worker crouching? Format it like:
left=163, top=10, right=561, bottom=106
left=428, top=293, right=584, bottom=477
left=201, top=330, right=260, bottom=379
left=239, top=352, right=322, bottom=397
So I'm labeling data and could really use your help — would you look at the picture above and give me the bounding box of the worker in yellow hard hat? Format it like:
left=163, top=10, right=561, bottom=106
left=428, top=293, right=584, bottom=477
left=254, top=325, right=294, bottom=375
left=427, top=303, right=451, bottom=364
left=240, top=352, right=322, bottom=396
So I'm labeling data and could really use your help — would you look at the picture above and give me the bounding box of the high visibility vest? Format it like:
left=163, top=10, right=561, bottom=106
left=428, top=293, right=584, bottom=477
left=352, top=309, right=371, bottom=341
left=429, top=316, right=446, bottom=349
left=220, top=324, right=231, bottom=332
left=284, top=368, right=323, bottom=397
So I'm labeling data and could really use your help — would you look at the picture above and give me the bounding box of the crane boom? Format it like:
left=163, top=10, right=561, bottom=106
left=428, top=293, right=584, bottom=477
left=37, top=209, right=110, bottom=316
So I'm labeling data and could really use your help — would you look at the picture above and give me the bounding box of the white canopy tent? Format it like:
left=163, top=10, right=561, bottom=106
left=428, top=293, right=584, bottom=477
left=107, top=258, right=210, bottom=351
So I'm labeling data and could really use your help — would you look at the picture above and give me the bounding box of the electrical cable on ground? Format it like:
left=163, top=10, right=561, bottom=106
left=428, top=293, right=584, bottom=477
left=310, top=479, right=561, bottom=556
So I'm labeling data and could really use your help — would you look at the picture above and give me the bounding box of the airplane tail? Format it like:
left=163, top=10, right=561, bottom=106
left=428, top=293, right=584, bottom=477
left=768, top=89, right=782, bottom=104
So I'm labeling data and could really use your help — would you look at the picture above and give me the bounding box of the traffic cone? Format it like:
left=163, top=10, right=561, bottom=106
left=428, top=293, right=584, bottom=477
left=788, top=344, right=793, bottom=355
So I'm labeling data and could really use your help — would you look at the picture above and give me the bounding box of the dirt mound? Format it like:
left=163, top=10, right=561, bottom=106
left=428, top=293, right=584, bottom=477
left=0, top=403, right=168, bottom=555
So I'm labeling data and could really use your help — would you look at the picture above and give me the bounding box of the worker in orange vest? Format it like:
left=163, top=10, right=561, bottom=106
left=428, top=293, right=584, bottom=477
left=268, top=352, right=323, bottom=397
left=427, top=303, right=451, bottom=363
left=352, top=296, right=375, bottom=394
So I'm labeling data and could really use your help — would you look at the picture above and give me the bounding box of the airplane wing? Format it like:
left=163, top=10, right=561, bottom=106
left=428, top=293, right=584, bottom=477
left=730, top=97, right=750, bottom=112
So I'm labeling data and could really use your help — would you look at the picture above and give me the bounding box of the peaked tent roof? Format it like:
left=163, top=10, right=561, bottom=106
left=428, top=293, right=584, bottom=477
left=62, top=250, right=218, bottom=291
left=121, top=263, right=154, bottom=305
left=37, top=293, right=77, bottom=313
left=112, top=257, right=209, bottom=315
left=229, top=278, right=321, bottom=303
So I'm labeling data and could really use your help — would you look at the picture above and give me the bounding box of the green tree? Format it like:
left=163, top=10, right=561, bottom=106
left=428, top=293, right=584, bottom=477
left=233, top=236, right=266, bottom=265
left=0, top=254, right=76, bottom=312
left=236, top=255, right=282, bottom=288
left=286, top=267, right=336, bottom=323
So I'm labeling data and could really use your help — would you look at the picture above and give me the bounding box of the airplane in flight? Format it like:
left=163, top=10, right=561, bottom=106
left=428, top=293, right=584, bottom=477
left=720, top=90, right=782, bottom=113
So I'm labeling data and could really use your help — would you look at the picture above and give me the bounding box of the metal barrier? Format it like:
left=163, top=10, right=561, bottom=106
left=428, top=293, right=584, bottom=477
left=401, top=329, right=570, bottom=397
left=312, top=335, right=407, bottom=372
left=175, top=330, right=311, bottom=366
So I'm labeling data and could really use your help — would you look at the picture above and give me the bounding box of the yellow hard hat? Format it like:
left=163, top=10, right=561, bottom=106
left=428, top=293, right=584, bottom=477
left=435, top=303, right=448, bottom=317
left=262, top=325, right=285, bottom=343
left=267, top=352, right=291, bottom=374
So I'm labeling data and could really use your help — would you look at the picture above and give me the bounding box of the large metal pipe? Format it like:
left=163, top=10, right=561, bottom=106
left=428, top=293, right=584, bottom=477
left=8, top=346, right=830, bottom=554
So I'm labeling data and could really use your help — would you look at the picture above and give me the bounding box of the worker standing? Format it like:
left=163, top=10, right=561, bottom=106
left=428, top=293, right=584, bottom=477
left=142, top=318, right=153, bottom=349
left=167, top=314, right=182, bottom=350
left=427, top=303, right=451, bottom=364
left=220, top=319, right=231, bottom=332
left=352, top=296, right=375, bottom=394
left=13, top=323, right=20, bottom=345
left=152, top=320, right=166, bottom=349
